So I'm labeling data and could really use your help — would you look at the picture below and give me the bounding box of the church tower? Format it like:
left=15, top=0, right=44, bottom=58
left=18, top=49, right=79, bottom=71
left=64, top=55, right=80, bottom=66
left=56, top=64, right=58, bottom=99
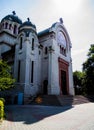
left=0, top=11, right=22, bottom=71
left=14, top=18, right=41, bottom=98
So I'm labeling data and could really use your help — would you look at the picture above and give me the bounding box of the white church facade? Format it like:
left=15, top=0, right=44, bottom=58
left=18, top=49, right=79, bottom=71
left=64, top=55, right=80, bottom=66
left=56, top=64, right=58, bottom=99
left=0, top=12, right=74, bottom=99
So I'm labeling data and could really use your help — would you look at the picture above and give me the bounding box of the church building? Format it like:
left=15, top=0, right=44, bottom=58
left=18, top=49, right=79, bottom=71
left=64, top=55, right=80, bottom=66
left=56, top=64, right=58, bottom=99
left=0, top=12, right=74, bottom=100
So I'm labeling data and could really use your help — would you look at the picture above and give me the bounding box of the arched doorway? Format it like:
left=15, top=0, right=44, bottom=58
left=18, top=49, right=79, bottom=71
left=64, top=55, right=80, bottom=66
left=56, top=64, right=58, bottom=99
left=43, top=80, right=48, bottom=94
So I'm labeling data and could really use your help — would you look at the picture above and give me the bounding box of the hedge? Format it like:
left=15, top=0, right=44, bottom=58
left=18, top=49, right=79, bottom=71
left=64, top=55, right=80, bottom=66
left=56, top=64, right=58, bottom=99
left=0, top=98, right=5, bottom=121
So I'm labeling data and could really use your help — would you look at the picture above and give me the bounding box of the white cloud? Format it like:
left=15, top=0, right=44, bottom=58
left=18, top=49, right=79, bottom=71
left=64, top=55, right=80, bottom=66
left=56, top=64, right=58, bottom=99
left=71, top=47, right=89, bottom=71
left=53, top=0, right=82, bottom=14
left=72, top=48, right=88, bottom=57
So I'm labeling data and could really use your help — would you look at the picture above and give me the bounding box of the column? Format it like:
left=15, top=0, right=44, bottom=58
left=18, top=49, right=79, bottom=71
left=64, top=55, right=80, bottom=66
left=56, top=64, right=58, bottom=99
left=48, top=51, right=52, bottom=94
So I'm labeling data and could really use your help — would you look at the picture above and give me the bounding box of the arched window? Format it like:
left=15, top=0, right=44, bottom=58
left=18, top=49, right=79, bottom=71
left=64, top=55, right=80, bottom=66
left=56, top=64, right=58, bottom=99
left=5, top=22, right=8, bottom=29
left=39, top=50, right=41, bottom=55
left=64, top=49, right=66, bottom=56
left=60, top=45, right=62, bottom=53
left=17, top=60, right=21, bottom=82
left=31, top=61, right=34, bottom=83
left=2, top=23, right=4, bottom=29
left=20, top=37, right=23, bottom=49
left=62, top=47, right=64, bottom=54
left=32, top=38, right=34, bottom=50
left=60, top=46, right=66, bottom=56
left=9, top=24, right=12, bottom=30
left=45, top=47, right=48, bottom=55
left=13, top=25, right=17, bottom=34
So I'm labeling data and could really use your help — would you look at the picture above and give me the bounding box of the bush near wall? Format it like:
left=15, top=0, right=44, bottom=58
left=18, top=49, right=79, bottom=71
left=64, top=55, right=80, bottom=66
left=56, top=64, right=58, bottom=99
left=0, top=98, right=5, bottom=121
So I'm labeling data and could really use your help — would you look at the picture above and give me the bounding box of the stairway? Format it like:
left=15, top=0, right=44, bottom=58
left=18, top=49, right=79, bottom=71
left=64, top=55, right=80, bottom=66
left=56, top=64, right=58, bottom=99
left=30, top=95, right=61, bottom=106
left=57, top=95, right=90, bottom=106
left=27, top=95, right=94, bottom=106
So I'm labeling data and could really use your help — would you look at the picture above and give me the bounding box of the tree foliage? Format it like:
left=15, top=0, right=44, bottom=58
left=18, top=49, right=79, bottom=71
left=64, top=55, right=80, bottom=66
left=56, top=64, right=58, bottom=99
left=82, top=44, right=94, bottom=95
left=73, top=71, right=84, bottom=95
left=0, top=60, right=15, bottom=91
left=73, top=44, right=94, bottom=95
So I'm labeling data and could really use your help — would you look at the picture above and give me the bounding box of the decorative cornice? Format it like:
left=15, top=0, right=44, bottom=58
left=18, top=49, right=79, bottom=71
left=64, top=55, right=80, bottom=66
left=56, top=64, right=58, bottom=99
left=58, top=57, right=69, bottom=66
left=0, top=40, right=14, bottom=47
left=0, top=30, right=17, bottom=38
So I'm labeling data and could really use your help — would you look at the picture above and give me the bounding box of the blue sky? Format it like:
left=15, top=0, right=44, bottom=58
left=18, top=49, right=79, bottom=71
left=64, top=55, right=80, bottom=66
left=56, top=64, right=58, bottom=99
left=0, top=0, right=94, bottom=71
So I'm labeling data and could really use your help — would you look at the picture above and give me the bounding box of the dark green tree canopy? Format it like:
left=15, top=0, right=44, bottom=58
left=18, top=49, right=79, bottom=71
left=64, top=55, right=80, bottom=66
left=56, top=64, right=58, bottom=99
left=82, top=44, right=94, bottom=94
left=73, top=71, right=83, bottom=87
left=0, top=60, right=15, bottom=91
left=83, top=44, right=94, bottom=72
left=73, top=71, right=84, bottom=95
left=73, top=44, right=94, bottom=95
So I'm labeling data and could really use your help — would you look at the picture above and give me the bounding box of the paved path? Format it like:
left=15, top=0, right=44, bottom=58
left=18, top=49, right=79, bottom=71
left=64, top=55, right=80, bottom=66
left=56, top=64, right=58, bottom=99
left=0, top=103, right=94, bottom=130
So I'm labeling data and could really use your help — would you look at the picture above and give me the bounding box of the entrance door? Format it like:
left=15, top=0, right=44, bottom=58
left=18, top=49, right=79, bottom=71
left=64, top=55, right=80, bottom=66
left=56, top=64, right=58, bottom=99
left=58, top=57, right=69, bottom=95
left=43, top=80, right=48, bottom=94
left=61, top=70, right=68, bottom=95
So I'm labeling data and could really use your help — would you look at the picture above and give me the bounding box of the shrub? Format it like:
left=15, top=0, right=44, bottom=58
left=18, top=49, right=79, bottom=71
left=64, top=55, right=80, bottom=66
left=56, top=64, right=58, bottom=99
left=0, top=98, right=5, bottom=104
left=0, top=99, right=4, bottom=121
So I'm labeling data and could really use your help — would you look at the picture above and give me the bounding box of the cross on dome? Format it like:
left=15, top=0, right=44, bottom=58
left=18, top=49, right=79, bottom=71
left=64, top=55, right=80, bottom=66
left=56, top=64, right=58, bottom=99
left=12, top=11, right=16, bottom=15
left=59, top=18, right=63, bottom=24
left=27, top=18, right=30, bottom=22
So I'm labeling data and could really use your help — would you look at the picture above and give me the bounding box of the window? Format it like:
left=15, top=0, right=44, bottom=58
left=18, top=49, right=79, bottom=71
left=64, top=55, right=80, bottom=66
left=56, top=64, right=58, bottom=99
left=60, top=45, right=62, bottom=53
left=5, top=22, right=8, bottom=29
left=39, top=50, right=41, bottom=55
left=9, top=24, right=12, bottom=30
left=32, top=38, right=34, bottom=50
left=17, top=61, right=21, bottom=82
left=2, top=23, right=4, bottom=27
left=64, top=49, right=66, bottom=55
left=62, top=47, right=64, bottom=54
left=2, top=23, right=4, bottom=29
left=13, top=25, right=17, bottom=34
left=31, top=61, right=34, bottom=83
left=60, top=46, right=66, bottom=56
left=20, top=37, right=23, bottom=49
left=45, top=47, right=48, bottom=55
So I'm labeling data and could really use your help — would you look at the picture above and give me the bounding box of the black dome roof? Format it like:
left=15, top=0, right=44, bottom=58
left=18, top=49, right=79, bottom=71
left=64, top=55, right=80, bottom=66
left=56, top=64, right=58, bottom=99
left=1, top=11, right=22, bottom=24
left=19, top=18, right=36, bottom=29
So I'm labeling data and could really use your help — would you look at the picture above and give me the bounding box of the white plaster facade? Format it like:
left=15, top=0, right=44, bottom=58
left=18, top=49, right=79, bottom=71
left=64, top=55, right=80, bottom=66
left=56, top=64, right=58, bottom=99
left=0, top=12, right=74, bottom=98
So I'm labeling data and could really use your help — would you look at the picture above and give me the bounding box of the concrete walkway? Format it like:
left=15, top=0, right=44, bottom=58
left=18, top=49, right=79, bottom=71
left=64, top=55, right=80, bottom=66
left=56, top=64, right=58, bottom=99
left=0, top=103, right=94, bottom=130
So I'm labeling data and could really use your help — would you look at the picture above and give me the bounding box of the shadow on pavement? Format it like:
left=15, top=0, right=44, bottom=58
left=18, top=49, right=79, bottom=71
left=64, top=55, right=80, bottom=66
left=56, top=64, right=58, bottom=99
left=5, top=105, right=73, bottom=125
left=4, top=95, right=94, bottom=125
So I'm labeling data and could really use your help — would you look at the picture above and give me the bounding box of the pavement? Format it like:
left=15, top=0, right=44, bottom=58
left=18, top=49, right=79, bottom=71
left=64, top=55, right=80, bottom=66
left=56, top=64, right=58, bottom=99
left=0, top=103, right=94, bottom=130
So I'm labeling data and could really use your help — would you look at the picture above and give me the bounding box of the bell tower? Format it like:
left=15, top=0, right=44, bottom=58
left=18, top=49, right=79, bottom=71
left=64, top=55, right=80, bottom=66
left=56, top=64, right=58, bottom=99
left=14, top=18, right=40, bottom=97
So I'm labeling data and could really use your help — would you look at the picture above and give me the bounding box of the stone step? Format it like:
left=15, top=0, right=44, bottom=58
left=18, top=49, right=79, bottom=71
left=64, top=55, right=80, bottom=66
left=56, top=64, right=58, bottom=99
left=26, top=95, right=94, bottom=106
left=30, top=95, right=61, bottom=106
left=57, top=95, right=93, bottom=106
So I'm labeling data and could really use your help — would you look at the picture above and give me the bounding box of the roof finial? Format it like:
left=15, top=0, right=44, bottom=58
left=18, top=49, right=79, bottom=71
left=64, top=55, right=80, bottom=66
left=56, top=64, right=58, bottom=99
left=59, top=18, right=63, bottom=24
left=27, top=18, right=30, bottom=22
left=12, top=11, right=16, bottom=15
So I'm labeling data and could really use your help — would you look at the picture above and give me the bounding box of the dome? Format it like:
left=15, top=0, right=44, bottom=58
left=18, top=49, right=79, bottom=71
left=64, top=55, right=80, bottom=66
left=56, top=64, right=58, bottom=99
left=1, top=11, right=22, bottom=24
left=19, top=18, right=36, bottom=29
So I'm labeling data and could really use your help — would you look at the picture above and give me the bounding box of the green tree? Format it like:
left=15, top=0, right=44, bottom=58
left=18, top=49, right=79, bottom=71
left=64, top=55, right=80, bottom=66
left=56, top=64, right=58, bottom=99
left=73, top=71, right=84, bottom=95
left=0, top=60, right=15, bottom=91
left=83, top=44, right=94, bottom=95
